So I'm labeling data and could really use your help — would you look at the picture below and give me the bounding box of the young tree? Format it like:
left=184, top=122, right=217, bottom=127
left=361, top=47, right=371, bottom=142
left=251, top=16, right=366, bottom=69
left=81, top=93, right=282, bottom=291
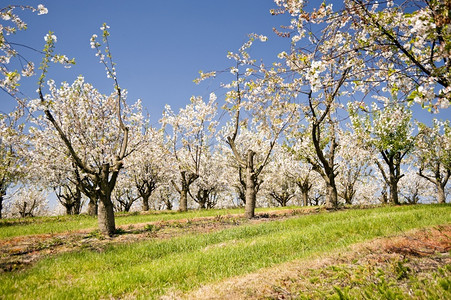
left=416, top=119, right=450, bottom=203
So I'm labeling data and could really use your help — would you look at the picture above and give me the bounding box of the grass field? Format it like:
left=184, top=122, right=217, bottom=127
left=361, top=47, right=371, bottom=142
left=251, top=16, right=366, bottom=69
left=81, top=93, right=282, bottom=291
left=0, top=204, right=450, bottom=299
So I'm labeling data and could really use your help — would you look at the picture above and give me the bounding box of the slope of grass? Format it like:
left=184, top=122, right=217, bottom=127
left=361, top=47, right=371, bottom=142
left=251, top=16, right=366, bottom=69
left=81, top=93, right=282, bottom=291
left=0, top=204, right=450, bottom=299
left=0, top=206, right=295, bottom=239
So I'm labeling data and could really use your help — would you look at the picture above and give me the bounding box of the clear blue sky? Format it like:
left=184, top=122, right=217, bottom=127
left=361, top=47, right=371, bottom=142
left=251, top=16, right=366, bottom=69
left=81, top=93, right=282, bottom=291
left=2, top=0, right=447, bottom=124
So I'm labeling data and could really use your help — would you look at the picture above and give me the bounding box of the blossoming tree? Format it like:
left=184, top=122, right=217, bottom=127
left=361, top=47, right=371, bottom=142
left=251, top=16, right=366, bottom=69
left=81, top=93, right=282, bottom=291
left=161, top=94, right=217, bottom=212
left=33, top=25, right=141, bottom=235
left=350, top=100, right=415, bottom=204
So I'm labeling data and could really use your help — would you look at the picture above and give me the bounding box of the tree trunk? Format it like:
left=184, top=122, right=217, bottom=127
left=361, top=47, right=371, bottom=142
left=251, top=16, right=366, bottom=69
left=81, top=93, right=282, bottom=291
left=0, top=194, right=3, bottom=219
left=98, top=196, right=116, bottom=236
left=124, top=203, right=132, bottom=212
left=389, top=176, right=400, bottom=205
left=437, top=184, right=446, bottom=204
left=73, top=186, right=81, bottom=214
left=326, top=182, right=338, bottom=209
left=142, top=195, right=150, bottom=211
left=173, top=171, right=198, bottom=212
left=166, top=199, right=173, bottom=210
left=245, top=150, right=257, bottom=219
left=179, top=188, right=188, bottom=212
left=88, top=198, right=98, bottom=216
left=65, top=205, right=73, bottom=215
left=343, top=185, right=354, bottom=205
left=301, top=190, right=309, bottom=206
left=0, top=184, right=5, bottom=219
left=19, top=202, right=27, bottom=218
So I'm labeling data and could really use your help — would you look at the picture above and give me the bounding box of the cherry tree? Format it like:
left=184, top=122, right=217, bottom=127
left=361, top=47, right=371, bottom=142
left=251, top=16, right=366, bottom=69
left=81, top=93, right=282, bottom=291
left=262, top=146, right=297, bottom=207
left=399, top=167, right=435, bottom=204
left=188, top=150, right=226, bottom=209
left=270, top=0, right=375, bottom=208
left=6, top=186, right=48, bottom=218
left=153, top=185, right=175, bottom=211
left=126, top=125, right=165, bottom=211
left=31, top=25, right=141, bottom=235
left=217, top=125, right=275, bottom=209
left=112, top=173, right=139, bottom=212
left=336, top=130, right=373, bottom=205
left=161, top=94, right=217, bottom=212
left=350, top=100, right=415, bottom=205
left=416, top=119, right=450, bottom=203
left=206, top=34, right=296, bottom=218
left=279, top=143, right=317, bottom=207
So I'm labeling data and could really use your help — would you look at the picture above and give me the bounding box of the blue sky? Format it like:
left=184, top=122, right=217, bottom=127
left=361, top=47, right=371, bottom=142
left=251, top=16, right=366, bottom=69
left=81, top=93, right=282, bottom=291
left=3, top=0, right=293, bottom=122
left=2, top=0, right=448, bottom=124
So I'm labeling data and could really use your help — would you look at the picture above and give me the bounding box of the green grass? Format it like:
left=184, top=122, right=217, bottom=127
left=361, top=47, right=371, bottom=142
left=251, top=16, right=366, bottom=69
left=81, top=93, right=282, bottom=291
left=0, top=204, right=449, bottom=299
left=0, top=206, right=295, bottom=239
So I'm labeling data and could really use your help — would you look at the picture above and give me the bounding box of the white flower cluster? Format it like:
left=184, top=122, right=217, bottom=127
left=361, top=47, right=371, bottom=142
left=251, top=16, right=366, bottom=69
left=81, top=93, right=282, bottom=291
left=44, top=33, right=57, bottom=43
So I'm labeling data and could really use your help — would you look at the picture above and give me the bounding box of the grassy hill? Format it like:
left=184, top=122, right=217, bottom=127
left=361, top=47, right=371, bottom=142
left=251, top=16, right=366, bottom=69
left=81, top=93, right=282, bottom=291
left=0, top=204, right=450, bottom=299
